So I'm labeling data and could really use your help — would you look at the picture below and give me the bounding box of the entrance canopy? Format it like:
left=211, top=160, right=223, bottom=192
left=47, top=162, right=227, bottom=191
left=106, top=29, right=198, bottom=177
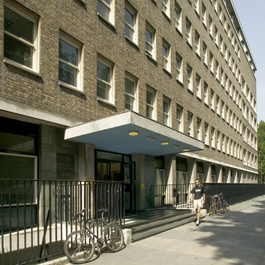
left=64, top=111, right=204, bottom=156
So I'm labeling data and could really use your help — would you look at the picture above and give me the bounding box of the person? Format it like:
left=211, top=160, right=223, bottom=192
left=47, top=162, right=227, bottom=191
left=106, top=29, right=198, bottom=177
left=190, top=178, right=205, bottom=226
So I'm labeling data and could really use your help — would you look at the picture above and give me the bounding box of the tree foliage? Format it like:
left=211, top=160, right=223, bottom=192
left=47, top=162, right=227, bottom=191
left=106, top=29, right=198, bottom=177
left=258, top=120, right=265, bottom=182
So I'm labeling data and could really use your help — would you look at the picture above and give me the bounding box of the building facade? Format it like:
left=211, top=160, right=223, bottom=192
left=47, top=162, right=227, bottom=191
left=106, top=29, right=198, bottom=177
left=0, top=0, right=258, bottom=213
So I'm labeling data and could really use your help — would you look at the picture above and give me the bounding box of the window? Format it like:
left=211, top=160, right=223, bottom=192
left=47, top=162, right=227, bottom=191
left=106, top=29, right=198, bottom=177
left=204, top=122, right=209, bottom=145
left=214, top=26, right=218, bottom=46
left=176, top=104, right=183, bottom=132
left=146, top=22, right=156, bottom=59
left=211, top=126, right=215, bottom=148
left=209, top=15, right=213, bottom=36
left=186, top=18, right=192, bottom=45
left=196, top=117, right=202, bottom=140
left=215, top=60, right=219, bottom=80
left=204, top=82, right=208, bottom=105
left=202, top=3, right=206, bottom=26
left=162, top=0, right=170, bottom=18
left=196, top=73, right=201, bottom=99
left=209, top=52, right=214, bottom=73
left=186, top=64, right=193, bottom=92
left=217, top=130, right=221, bottom=151
left=163, top=97, right=171, bottom=126
left=176, top=52, right=183, bottom=82
left=203, top=42, right=207, bottom=65
left=210, top=89, right=215, bottom=111
left=97, top=56, right=114, bottom=103
left=222, top=134, right=225, bottom=153
left=125, top=73, right=137, bottom=111
left=162, top=39, right=170, bottom=72
left=125, top=3, right=138, bottom=44
left=97, top=0, right=114, bottom=24
left=195, top=31, right=200, bottom=56
left=146, top=87, right=156, bottom=119
left=59, top=33, right=83, bottom=90
left=174, top=3, right=182, bottom=33
left=194, top=0, right=199, bottom=14
left=187, top=111, right=193, bottom=136
left=216, top=95, right=220, bottom=115
left=4, top=4, right=39, bottom=72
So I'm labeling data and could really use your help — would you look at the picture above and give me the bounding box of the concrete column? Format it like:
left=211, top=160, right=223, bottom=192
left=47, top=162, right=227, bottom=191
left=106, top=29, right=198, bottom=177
left=164, top=154, right=176, bottom=185
left=216, top=165, right=222, bottom=183
left=187, top=158, right=196, bottom=184
left=78, top=143, right=95, bottom=180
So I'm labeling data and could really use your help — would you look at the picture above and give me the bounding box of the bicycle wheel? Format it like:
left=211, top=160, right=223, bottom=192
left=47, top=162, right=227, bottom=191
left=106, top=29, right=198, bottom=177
left=216, top=201, right=225, bottom=213
left=222, top=199, right=229, bottom=211
left=104, top=222, right=124, bottom=252
left=208, top=204, right=216, bottom=216
left=64, top=230, right=95, bottom=264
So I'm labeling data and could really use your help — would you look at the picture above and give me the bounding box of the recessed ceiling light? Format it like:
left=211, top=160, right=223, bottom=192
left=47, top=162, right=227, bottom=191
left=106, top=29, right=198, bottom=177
left=128, top=131, right=138, bottom=136
left=161, top=141, right=169, bottom=146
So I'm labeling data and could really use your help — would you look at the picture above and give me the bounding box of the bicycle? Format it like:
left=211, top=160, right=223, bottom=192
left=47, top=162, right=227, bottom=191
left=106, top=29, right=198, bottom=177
left=64, top=208, right=124, bottom=264
left=208, top=195, right=217, bottom=216
left=215, top=193, right=229, bottom=213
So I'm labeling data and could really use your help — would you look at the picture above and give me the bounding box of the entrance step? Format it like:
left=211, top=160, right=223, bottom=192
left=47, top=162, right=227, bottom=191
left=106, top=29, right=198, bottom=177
left=123, top=209, right=194, bottom=242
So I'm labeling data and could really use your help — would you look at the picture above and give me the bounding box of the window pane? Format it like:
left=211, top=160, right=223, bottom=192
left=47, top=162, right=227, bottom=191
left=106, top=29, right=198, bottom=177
left=97, top=0, right=110, bottom=20
left=4, top=7, right=34, bottom=43
left=97, top=80, right=109, bottom=100
left=97, top=61, right=110, bottom=82
left=4, top=34, right=32, bottom=67
left=59, top=61, right=77, bottom=86
left=146, top=90, right=154, bottom=105
left=146, top=105, right=153, bottom=118
left=125, top=8, right=134, bottom=26
left=125, top=78, right=134, bottom=94
left=125, top=94, right=134, bottom=110
left=59, top=39, right=77, bottom=65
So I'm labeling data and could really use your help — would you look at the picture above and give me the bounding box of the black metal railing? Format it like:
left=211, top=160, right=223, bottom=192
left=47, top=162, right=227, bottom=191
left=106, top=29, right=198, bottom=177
left=0, top=179, right=124, bottom=265
left=150, top=184, right=194, bottom=208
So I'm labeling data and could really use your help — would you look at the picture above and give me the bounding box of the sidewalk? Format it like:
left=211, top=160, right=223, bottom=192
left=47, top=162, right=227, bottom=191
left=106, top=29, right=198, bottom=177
left=45, top=195, right=265, bottom=265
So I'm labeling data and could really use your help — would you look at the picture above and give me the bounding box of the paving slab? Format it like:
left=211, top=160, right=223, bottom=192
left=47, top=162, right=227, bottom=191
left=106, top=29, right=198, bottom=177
left=42, top=195, right=265, bottom=265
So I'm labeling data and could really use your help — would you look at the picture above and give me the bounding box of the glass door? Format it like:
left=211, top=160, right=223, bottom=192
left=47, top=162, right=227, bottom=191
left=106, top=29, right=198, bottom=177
left=124, top=162, right=135, bottom=213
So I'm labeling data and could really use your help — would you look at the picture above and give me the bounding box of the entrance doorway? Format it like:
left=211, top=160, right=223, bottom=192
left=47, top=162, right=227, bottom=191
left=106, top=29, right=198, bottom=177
left=95, top=151, right=135, bottom=213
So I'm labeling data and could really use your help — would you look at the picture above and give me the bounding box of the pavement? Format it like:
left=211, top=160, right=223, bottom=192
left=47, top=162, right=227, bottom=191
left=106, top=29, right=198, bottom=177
left=43, top=195, right=265, bottom=265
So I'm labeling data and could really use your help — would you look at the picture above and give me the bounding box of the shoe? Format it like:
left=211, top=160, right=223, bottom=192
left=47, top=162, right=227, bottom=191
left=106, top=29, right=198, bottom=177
left=196, top=220, right=199, bottom=226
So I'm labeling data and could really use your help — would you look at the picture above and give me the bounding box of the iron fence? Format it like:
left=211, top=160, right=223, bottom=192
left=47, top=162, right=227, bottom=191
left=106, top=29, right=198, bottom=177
left=150, top=184, right=194, bottom=208
left=0, top=179, right=124, bottom=265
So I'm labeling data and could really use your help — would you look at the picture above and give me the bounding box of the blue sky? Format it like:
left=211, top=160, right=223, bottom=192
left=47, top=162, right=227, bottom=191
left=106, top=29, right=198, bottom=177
left=233, top=0, right=265, bottom=123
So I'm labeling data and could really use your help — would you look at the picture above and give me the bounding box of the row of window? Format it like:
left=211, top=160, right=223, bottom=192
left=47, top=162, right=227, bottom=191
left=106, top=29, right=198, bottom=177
left=126, top=0, right=257, bottom=128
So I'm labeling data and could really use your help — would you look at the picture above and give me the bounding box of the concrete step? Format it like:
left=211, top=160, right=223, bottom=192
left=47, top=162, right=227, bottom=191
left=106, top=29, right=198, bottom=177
left=124, top=210, right=194, bottom=243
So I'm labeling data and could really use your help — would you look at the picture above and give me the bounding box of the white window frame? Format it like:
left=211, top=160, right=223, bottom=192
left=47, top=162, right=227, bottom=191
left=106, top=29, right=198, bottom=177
left=185, top=18, right=192, bottom=45
left=163, top=97, right=171, bottom=126
left=204, top=122, right=209, bottom=146
left=4, top=2, right=40, bottom=73
left=146, top=86, right=156, bottom=120
left=176, top=104, right=183, bottom=132
left=211, top=126, right=215, bottom=149
left=203, top=42, right=208, bottom=65
left=204, top=82, right=208, bottom=105
left=97, top=0, right=115, bottom=25
left=196, top=73, right=201, bottom=99
left=186, top=64, right=193, bottom=92
left=97, top=55, right=114, bottom=104
left=162, top=0, right=170, bottom=18
left=197, top=117, right=202, bottom=141
left=59, top=32, right=83, bottom=91
left=174, top=2, right=182, bottom=33
left=202, top=3, right=206, bottom=27
left=125, top=72, right=138, bottom=112
left=195, top=31, right=201, bottom=57
left=124, top=3, right=138, bottom=44
left=176, top=52, right=183, bottom=83
left=187, top=111, right=194, bottom=137
left=162, top=39, right=171, bottom=72
left=146, top=22, right=156, bottom=59
left=210, top=89, right=215, bottom=111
